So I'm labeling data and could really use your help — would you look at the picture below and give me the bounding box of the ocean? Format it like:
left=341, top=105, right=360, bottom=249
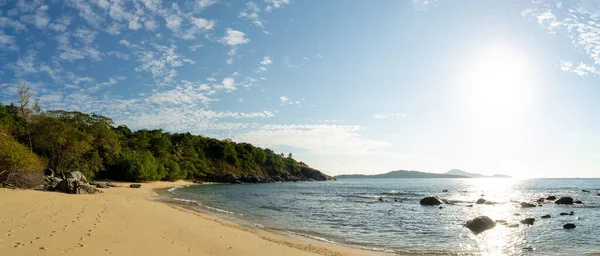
left=169, top=178, right=600, bottom=255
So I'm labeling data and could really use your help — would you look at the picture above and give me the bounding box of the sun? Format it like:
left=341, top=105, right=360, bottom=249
left=462, top=46, right=534, bottom=115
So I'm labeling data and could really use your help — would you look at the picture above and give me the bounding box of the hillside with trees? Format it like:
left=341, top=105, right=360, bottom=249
left=0, top=83, right=334, bottom=188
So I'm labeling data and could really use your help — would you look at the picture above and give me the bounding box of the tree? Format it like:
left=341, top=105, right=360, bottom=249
left=17, top=81, right=34, bottom=150
left=0, top=128, right=44, bottom=187
left=31, top=115, right=93, bottom=173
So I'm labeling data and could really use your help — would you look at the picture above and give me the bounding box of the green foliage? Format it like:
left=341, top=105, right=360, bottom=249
left=0, top=101, right=309, bottom=183
left=0, top=129, right=44, bottom=187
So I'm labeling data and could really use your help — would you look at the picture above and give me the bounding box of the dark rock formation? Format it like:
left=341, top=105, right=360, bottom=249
left=521, top=202, right=536, bottom=208
left=555, top=197, right=574, bottom=205
left=520, top=218, right=535, bottom=225
left=106, top=182, right=118, bottom=187
left=96, top=183, right=109, bottom=188
left=130, top=184, right=142, bottom=188
left=582, top=190, right=590, bottom=193
left=76, top=184, right=103, bottom=194
left=541, top=215, right=551, bottom=219
left=65, top=171, right=88, bottom=184
left=546, top=196, right=557, bottom=201
left=560, top=212, right=570, bottom=216
left=420, top=197, right=443, bottom=206
left=563, top=223, right=576, bottom=229
left=464, top=216, right=496, bottom=233
left=537, top=198, right=545, bottom=203
left=575, top=200, right=583, bottom=204
left=442, top=190, right=449, bottom=192
left=476, top=198, right=486, bottom=204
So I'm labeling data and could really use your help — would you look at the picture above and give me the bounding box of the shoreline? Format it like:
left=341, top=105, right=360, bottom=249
left=157, top=184, right=401, bottom=256
left=0, top=181, right=381, bottom=256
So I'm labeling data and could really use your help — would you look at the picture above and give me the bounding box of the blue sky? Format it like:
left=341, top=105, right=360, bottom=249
left=2, top=0, right=600, bottom=178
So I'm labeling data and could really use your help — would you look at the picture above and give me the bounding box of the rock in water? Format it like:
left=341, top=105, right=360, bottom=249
left=575, top=200, right=583, bottom=204
left=560, top=212, right=570, bottom=216
left=476, top=198, right=486, bottom=204
left=420, top=197, right=443, bottom=205
left=520, top=218, right=535, bottom=225
left=582, top=190, right=590, bottom=193
left=541, top=215, right=551, bottom=219
left=546, top=196, right=557, bottom=201
left=76, top=184, right=103, bottom=194
left=555, top=197, right=574, bottom=205
left=442, top=190, right=449, bottom=192
left=537, top=198, right=545, bottom=203
left=563, top=223, right=576, bottom=229
left=521, top=202, right=537, bottom=208
left=465, top=216, right=496, bottom=233
left=130, top=184, right=142, bottom=188
left=507, top=224, right=519, bottom=228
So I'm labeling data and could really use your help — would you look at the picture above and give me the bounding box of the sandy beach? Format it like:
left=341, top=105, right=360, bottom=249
left=0, top=181, right=375, bottom=256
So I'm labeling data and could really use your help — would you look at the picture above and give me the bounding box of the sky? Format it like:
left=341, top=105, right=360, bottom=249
left=1, top=0, right=600, bottom=178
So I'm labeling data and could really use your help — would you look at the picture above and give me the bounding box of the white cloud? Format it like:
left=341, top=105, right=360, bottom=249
left=107, top=51, right=130, bottom=60
left=206, top=77, right=217, bottom=82
left=189, top=44, right=203, bottom=51
left=0, top=16, right=27, bottom=32
left=373, top=113, right=407, bottom=119
left=260, top=56, right=272, bottom=65
left=165, top=14, right=183, bottom=31
left=233, top=124, right=390, bottom=155
left=0, top=31, right=18, bottom=51
left=279, top=96, right=289, bottom=104
left=226, top=58, right=233, bottom=64
left=221, top=77, right=236, bottom=91
left=411, top=0, right=439, bottom=11
left=239, top=2, right=264, bottom=28
left=190, top=17, right=215, bottom=30
left=265, top=0, right=291, bottom=13
left=221, top=28, right=249, bottom=46
left=6, top=49, right=38, bottom=76
left=48, top=16, right=71, bottom=32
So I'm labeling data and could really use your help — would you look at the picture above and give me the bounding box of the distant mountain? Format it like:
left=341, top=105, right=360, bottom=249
left=335, top=170, right=468, bottom=179
left=445, top=169, right=511, bottom=178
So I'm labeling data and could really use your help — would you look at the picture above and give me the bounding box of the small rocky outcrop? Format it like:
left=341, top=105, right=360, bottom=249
left=76, top=184, right=103, bottom=194
left=575, top=200, right=583, bottom=204
left=442, top=189, right=449, bottom=192
left=520, top=218, right=535, bottom=225
left=537, top=198, right=545, bottom=203
left=555, top=197, right=574, bottom=205
left=420, top=196, right=443, bottom=205
left=520, top=202, right=536, bottom=208
left=130, top=184, right=142, bottom=188
left=464, top=216, right=496, bottom=233
left=96, top=183, right=109, bottom=188
left=546, top=196, right=557, bottom=201
left=582, top=190, right=590, bottom=193
left=43, top=171, right=103, bottom=194
left=559, top=212, right=570, bottom=216
left=563, top=223, right=576, bottom=229
left=541, top=215, right=551, bottom=219
left=476, top=198, right=486, bottom=204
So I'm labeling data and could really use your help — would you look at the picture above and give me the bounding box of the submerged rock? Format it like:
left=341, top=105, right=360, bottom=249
left=476, top=198, right=486, bottom=204
left=546, top=196, right=557, bottom=201
left=420, top=197, right=443, bottom=206
left=560, top=212, right=570, bottom=216
left=541, top=215, right=551, bottom=219
left=555, top=197, right=574, bottom=205
left=575, top=200, right=583, bottom=204
left=521, top=202, right=536, bottom=208
left=537, top=198, right=545, bottom=203
left=465, top=216, right=496, bottom=233
left=520, top=218, right=535, bottom=225
left=563, top=223, right=576, bottom=229
left=507, top=223, right=520, bottom=228
left=442, top=189, right=449, bottom=192
left=495, top=219, right=507, bottom=224
left=582, top=190, right=590, bottom=193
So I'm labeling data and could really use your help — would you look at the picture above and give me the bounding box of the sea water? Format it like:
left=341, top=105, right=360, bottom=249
left=171, top=178, right=600, bottom=255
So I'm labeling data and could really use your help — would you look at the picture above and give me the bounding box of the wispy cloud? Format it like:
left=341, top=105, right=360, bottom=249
left=373, top=113, right=407, bottom=119
left=411, top=0, right=439, bottom=11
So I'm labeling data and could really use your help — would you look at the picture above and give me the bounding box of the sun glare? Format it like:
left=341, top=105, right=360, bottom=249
left=463, top=46, right=534, bottom=115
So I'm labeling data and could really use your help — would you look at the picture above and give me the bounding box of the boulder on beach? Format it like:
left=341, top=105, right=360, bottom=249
left=106, top=182, right=118, bottom=187
left=520, top=202, right=536, bottom=208
left=464, top=216, right=496, bottom=233
left=420, top=197, right=443, bottom=206
left=476, top=198, right=486, bottom=204
left=546, top=196, right=557, bottom=201
left=130, top=184, right=142, bottom=188
left=520, top=218, right=535, bottom=225
left=65, top=171, right=88, bottom=184
left=541, top=215, right=551, bottom=219
left=555, top=197, right=574, bottom=205
left=96, top=183, right=109, bottom=188
left=563, top=223, right=576, bottom=229
left=76, top=184, right=103, bottom=194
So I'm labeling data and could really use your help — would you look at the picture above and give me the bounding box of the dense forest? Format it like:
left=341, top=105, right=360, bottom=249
left=0, top=84, right=333, bottom=188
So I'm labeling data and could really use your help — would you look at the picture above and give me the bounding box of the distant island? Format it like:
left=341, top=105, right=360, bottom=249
left=335, top=169, right=511, bottom=179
